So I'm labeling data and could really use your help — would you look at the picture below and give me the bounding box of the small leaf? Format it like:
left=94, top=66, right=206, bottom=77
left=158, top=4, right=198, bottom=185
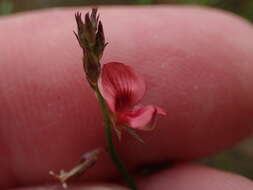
left=123, top=126, right=144, bottom=144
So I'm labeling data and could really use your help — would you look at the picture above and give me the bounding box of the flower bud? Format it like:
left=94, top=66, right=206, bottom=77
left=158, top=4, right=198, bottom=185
left=74, top=8, right=107, bottom=88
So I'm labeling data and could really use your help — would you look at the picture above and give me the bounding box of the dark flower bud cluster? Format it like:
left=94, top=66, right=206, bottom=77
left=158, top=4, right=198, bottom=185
left=74, top=8, right=107, bottom=89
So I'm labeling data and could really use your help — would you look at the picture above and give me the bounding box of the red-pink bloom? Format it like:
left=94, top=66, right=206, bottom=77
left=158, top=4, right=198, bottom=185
left=98, top=62, right=166, bottom=135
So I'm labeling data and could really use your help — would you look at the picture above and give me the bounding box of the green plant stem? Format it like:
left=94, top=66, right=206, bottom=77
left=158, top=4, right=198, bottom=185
left=95, top=87, right=137, bottom=190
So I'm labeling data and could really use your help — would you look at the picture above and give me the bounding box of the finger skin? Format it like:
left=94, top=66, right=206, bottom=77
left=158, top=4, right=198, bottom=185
left=10, top=184, right=129, bottom=190
left=138, top=164, right=253, bottom=190
left=1, top=6, right=253, bottom=188
left=10, top=165, right=253, bottom=190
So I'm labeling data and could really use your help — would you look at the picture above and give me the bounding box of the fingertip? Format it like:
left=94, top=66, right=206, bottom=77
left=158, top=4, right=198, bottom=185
left=138, top=164, right=253, bottom=190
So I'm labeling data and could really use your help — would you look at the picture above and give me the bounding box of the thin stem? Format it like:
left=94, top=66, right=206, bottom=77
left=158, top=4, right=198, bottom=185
left=95, top=87, right=137, bottom=190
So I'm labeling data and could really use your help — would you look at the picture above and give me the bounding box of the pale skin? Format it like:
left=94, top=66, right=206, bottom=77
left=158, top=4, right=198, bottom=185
left=1, top=6, right=253, bottom=190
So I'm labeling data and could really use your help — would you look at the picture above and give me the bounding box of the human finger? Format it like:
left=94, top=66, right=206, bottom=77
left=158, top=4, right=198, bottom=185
left=1, top=6, right=253, bottom=188
left=138, top=164, right=253, bottom=190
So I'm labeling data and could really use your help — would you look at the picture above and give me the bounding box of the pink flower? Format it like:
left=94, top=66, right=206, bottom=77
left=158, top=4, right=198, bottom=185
left=98, top=62, right=166, bottom=137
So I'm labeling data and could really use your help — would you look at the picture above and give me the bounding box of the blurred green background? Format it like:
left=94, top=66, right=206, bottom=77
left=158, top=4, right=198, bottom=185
left=0, top=0, right=253, bottom=180
left=1, top=0, right=253, bottom=21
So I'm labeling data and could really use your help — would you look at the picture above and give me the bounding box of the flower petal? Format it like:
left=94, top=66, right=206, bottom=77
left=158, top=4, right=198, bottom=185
left=119, top=105, right=166, bottom=130
left=98, top=62, right=145, bottom=112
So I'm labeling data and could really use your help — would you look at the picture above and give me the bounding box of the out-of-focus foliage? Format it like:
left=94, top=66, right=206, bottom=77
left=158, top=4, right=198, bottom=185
left=0, top=0, right=253, bottom=21
left=0, top=0, right=13, bottom=14
left=137, top=0, right=154, bottom=4
left=179, top=0, right=253, bottom=21
left=201, top=139, right=253, bottom=179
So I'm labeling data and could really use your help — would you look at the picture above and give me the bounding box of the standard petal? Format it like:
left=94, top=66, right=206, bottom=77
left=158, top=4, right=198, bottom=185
left=98, top=62, right=145, bottom=112
left=118, top=105, right=166, bottom=130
